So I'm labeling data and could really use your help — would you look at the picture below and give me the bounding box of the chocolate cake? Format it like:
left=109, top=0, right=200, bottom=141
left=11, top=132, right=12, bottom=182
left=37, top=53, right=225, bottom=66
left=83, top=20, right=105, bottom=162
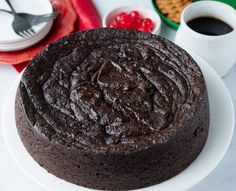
left=15, top=28, right=209, bottom=190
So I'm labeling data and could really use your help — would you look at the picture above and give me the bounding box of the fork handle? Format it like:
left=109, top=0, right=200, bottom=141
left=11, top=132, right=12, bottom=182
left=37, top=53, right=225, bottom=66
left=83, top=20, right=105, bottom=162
left=0, top=8, right=12, bottom=14
left=5, top=0, right=16, bottom=14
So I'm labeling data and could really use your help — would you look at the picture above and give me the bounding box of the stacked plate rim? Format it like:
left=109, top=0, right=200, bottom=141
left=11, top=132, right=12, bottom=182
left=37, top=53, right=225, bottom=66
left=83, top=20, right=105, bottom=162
left=0, top=0, right=54, bottom=52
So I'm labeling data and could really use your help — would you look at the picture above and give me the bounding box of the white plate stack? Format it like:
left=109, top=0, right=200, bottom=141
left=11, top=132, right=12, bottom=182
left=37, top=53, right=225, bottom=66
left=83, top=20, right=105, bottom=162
left=0, top=0, right=53, bottom=51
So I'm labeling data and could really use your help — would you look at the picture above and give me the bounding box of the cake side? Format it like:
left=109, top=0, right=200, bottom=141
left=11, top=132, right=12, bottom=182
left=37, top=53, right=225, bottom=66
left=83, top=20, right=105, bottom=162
left=15, top=85, right=209, bottom=190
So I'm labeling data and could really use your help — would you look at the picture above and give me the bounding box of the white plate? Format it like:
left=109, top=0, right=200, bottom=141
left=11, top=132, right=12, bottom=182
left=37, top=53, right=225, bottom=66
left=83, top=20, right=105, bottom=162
left=0, top=0, right=52, bottom=44
left=0, top=21, right=53, bottom=51
left=1, top=53, right=234, bottom=191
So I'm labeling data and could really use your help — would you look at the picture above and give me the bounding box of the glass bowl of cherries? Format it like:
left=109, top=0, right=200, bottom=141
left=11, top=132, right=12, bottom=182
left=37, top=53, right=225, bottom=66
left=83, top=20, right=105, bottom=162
left=103, top=6, right=162, bottom=34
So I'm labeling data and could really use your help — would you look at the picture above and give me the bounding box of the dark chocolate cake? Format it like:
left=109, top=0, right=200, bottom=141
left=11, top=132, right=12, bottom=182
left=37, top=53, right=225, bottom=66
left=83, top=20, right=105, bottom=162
left=15, top=28, right=209, bottom=190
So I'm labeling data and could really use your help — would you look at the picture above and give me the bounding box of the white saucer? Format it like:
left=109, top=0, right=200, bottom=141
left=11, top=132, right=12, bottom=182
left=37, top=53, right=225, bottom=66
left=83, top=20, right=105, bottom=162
left=1, top=53, right=234, bottom=191
left=0, top=0, right=53, bottom=51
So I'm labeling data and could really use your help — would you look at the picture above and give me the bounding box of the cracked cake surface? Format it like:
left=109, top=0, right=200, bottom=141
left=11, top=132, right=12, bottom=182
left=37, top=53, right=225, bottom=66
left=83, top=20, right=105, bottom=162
left=15, top=28, right=210, bottom=190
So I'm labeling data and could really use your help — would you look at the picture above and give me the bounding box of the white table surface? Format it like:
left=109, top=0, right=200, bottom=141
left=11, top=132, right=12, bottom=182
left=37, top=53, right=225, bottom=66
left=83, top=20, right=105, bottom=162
left=0, top=0, right=235, bottom=191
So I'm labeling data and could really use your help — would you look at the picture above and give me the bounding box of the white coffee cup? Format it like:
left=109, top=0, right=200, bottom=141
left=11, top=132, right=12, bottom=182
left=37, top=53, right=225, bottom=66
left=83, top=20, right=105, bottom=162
left=175, top=1, right=236, bottom=77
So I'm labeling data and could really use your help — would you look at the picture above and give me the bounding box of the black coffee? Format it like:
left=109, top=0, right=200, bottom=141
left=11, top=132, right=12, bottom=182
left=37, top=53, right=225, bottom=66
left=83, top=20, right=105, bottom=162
left=187, top=17, right=233, bottom=36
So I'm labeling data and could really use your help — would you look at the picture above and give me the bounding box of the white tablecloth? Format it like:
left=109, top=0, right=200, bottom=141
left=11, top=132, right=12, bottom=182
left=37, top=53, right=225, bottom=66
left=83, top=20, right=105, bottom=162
left=0, top=0, right=235, bottom=190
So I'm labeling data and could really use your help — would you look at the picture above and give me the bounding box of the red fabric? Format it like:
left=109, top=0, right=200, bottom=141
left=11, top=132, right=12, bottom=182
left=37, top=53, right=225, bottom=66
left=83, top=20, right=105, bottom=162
left=71, top=0, right=102, bottom=31
left=0, top=0, right=76, bottom=71
left=13, top=61, right=28, bottom=73
left=0, top=0, right=102, bottom=72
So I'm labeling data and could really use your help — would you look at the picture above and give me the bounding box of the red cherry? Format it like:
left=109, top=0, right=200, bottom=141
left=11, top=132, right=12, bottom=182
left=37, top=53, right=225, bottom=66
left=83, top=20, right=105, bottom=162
left=138, top=25, right=153, bottom=33
left=115, top=12, right=133, bottom=29
left=117, top=20, right=131, bottom=28
left=129, top=10, right=141, bottom=20
left=108, top=19, right=118, bottom=28
left=115, top=12, right=129, bottom=22
left=144, top=26, right=153, bottom=32
left=141, top=25, right=153, bottom=32
left=138, top=27, right=145, bottom=32
left=142, top=18, right=154, bottom=29
left=131, top=18, right=142, bottom=29
left=108, top=23, right=116, bottom=28
left=142, top=18, right=154, bottom=32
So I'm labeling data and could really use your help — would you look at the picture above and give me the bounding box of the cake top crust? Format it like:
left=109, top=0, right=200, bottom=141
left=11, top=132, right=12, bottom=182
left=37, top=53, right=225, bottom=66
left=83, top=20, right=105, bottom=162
left=19, top=28, right=206, bottom=153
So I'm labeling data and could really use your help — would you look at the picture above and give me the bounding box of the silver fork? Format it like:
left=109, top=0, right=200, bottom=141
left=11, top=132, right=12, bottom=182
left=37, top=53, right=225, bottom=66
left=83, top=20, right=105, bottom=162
left=0, top=9, right=58, bottom=25
left=5, top=0, right=35, bottom=37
